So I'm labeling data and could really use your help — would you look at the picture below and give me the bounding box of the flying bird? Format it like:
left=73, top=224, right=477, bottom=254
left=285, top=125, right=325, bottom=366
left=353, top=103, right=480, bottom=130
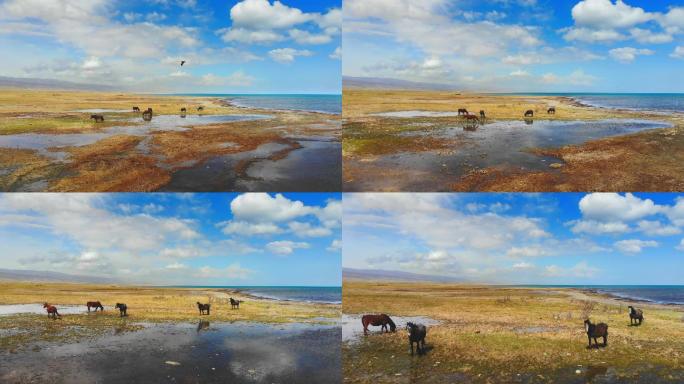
left=180, top=60, right=186, bottom=67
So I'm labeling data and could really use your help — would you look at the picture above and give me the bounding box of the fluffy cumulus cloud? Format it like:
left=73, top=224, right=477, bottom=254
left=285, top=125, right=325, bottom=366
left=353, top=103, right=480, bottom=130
left=219, top=0, right=340, bottom=50
left=266, top=240, right=309, bottom=255
left=614, top=239, right=658, bottom=253
left=609, top=47, right=654, bottom=63
left=268, top=47, right=313, bottom=63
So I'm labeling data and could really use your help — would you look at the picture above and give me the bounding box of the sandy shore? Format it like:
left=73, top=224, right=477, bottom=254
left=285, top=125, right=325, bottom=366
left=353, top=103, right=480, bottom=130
left=343, top=89, right=684, bottom=192
left=0, top=88, right=341, bottom=192
left=342, top=280, right=684, bottom=383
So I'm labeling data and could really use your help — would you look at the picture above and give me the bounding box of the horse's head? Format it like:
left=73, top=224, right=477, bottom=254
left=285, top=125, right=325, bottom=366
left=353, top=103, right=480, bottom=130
left=628, top=305, right=634, bottom=313
left=43, top=302, right=48, bottom=308
left=405, top=322, right=415, bottom=332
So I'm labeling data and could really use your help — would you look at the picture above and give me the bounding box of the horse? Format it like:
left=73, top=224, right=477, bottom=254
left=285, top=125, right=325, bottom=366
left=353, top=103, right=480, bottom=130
left=361, top=314, right=396, bottom=335
left=90, top=114, right=104, bottom=122
left=197, top=302, right=210, bottom=315
left=115, top=303, right=127, bottom=317
left=463, top=114, right=479, bottom=121
left=230, top=297, right=243, bottom=310
left=132, top=106, right=140, bottom=112
left=524, top=110, right=534, bottom=118
left=43, top=303, right=61, bottom=319
left=584, top=319, right=608, bottom=348
left=479, top=110, right=486, bottom=120
left=406, top=322, right=427, bottom=355
left=457, top=108, right=468, bottom=116
left=547, top=107, right=556, bottom=114
left=142, top=108, right=153, bottom=121
left=180, top=107, right=187, bottom=113
left=87, top=301, right=104, bottom=312
left=628, top=306, right=643, bottom=326
left=197, top=106, right=204, bottom=111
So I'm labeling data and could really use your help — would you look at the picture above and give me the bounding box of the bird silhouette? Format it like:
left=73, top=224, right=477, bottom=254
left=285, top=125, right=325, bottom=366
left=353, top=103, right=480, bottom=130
left=180, top=60, right=186, bottom=66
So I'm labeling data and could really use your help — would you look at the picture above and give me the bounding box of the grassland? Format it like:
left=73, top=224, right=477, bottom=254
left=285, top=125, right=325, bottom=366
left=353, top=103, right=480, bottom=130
left=0, top=281, right=340, bottom=353
left=0, top=88, right=340, bottom=191
left=343, top=280, right=684, bottom=383
left=343, top=89, right=684, bottom=192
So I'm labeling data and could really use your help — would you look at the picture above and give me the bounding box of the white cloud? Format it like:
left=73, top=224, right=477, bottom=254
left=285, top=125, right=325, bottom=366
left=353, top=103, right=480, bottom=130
left=199, top=72, right=254, bottom=87
left=288, top=221, right=332, bottom=237
left=230, top=0, right=313, bottom=29
left=609, top=47, right=654, bottom=63
left=221, top=221, right=283, bottom=236
left=614, top=239, right=658, bottom=253
left=562, top=27, right=625, bottom=43
left=512, top=261, right=534, bottom=269
left=579, top=193, right=663, bottom=222
left=218, top=27, right=284, bottom=44
left=629, top=28, right=672, bottom=44
left=268, top=48, right=313, bottom=63
left=327, top=239, right=341, bottom=252
left=671, top=46, right=684, bottom=59
left=231, top=193, right=315, bottom=222
left=506, top=246, right=549, bottom=258
left=159, top=247, right=201, bottom=259
left=289, top=29, right=332, bottom=44
left=570, top=0, right=653, bottom=29
left=570, top=220, right=630, bottom=234
left=329, top=46, right=341, bottom=60
left=165, top=262, right=188, bottom=270
left=266, top=240, right=309, bottom=255
left=636, top=220, right=681, bottom=236
left=194, top=264, right=251, bottom=279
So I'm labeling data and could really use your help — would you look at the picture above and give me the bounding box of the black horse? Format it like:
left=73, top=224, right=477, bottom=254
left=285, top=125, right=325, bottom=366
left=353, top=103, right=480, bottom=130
left=230, top=297, right=242, bottom=309
left=90, top=114, right=104, bottom=122
left=115, top=303, right=127, bottom=317
left=457, top=108, right=468, bottom=116
left=479, top=110, right=486, bottom=120
left=547, top=107, right=556, bottom=114
left=406, top=322, right=427, bottom=355
left=628, top=306, right=643, bottom=325
left=132, top=106, right=140, bottom=112
left=524, top=110, right=534, bottom=118
left=197, top=302, right=210, bottom=315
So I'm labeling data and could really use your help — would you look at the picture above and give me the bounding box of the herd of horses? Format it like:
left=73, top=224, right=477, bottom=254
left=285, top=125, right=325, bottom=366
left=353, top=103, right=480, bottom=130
left=360, top=305, right=645, bottom=355
left=455, top=106, right=556, bottom=124
left=89, top=104, right=205, bottom=123
left=42, top=298, right=242, bottom=319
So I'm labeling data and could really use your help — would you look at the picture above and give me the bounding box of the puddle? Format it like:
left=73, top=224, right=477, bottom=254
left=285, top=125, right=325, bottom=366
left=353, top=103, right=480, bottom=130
left=0, top=303, right=110, bottom=316
left=342, top=314, right=440, bottom=343
left=72, top=109, right=132, bottom=113
left=348, top=119, right=672, bottom=191
left=372, top=110, right=463, bottom=118
left=161, top=139, right=341, bottom=192
left=0, top=114, right=272, bottom=161
left=0, top=321, right=341, bottom=384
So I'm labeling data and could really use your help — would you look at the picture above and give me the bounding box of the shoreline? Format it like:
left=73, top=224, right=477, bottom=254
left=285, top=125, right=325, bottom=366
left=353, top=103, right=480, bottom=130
left=220, top=96, right=342, bottom=116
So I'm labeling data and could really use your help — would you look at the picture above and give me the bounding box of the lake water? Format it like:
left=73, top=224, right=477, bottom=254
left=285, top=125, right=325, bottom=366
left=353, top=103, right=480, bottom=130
left=500, top=93, right=684, bottom=113
left=171, top=286, right=342, bottom=304
left=523, top=285, right=684, bottom=305
left=175, top=94, right=342, bottom=115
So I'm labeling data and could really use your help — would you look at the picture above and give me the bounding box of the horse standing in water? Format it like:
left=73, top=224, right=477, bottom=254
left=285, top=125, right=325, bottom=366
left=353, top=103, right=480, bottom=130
left=87, top=301, right=104, bottom=312
left=43, top=303, right=61, bottom=319
left=361, top=314, right=396, bottom=335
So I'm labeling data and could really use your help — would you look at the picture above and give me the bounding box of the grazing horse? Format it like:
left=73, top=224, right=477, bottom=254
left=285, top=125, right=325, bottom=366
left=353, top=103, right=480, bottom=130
left=87, top=301, right=104, bottom=312
left=479, top=110, right=486, bottom=120
left=406, top=322, right=427, bottom=355
left=361, top=314, right=396, bottom=335
left=90, top=114, right=104, bottom=122
left=43, top=303, right=61, bottom=319
left=524, top=110, right=534, bottom=118
left=133, top=106, right=140, bottom=112
left=463, top=114, right=479, bottom=121
left=584, top=319, right=608, bottom=348
left=547, top=107, right=556, bottom=114
left=180, top=107, right=187, bottom=113
left=115, top=303, right=127, bottom=317
left=457, top=108, right=468, bottom=116
left=230, top=297, right=242, bottom=310
left=142, top=108, right=153, bottom=121
left=628, top=306, right=643, bottom=325
left=197, top=302, right=211, bottom=315
left=197, top=106, right=204, bottom=112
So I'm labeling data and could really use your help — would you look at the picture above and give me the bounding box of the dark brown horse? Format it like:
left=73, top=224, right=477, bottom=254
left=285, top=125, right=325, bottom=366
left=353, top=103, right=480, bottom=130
left=197, top=106, right=204, bottom=111
left=584, top=319, right=608, bottom=348
left=197, top=302, right=210, bottom=315
left=133, top=106, right=140, bottom=112
left=43, top=303, right=60, bottom=319
left=180, top=107, right=187, bottom=113
left=547, top=107, right=556, bottom=114
left=90, top=114, right=104, bottom=122
left=115, top=303, right=127, bottom=317
left=406, top=322, right=427, bottom=355
left=361, top=314, right=396, bottom=335
left=142, top=108, right=153, bottom=121
left=230, top=298, right=242, bottom=309
left=457, top=108, right=468, bottom=116
left=479, top=110, right=486, bottom=120
left=628, top=306, right=643, bottom=325
left=87, top=301, right=104, bottom=312
left=524, top=110, right=534, bottom=118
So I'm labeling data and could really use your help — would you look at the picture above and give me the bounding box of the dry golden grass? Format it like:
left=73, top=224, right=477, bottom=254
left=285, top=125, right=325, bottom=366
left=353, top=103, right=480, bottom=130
left=0, top=281, right=340, bottom=351
left=343, top=280, right=684, bottom=383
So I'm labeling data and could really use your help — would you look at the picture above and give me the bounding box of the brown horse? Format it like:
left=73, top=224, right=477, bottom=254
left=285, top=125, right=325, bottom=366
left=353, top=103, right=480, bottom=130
left=197, top=106, right=204, bottom=111
left=361, top=314, right=396, bottom=335
left=197, top=302, right=210, bottom=315
left=133, top=106, right=140, bottom=112
left=87, top=301, right=104, bottom=312
left=90, top=114, right=104, bottom=122
left=457, top=108, right=468, bottom=116
left=142, top=108, right=153, bottom=121
left=547, top=107, right=556, bottom=114
left=584, top=319, right=608, bottom=348
left=43, top=303, right=61, bottom=319
left=230, top=297, right=243, bottom=309
left=524, top=110, right=534, bottom=118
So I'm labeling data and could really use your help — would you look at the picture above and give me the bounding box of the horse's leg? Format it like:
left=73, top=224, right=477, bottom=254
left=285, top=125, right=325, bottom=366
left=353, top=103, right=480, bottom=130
left=587, top=335, right=591, bottom=347
left=604, top=335, right=607, bottom=346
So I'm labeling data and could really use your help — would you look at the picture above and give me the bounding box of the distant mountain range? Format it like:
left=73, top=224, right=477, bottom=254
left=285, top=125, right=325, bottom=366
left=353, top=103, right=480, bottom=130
left=343, top=267, right=462, bottom=283
left=0, top=268, right=118, bottom=284
left=0, top=76, right=117, bottom=91
left=343, top=76, right=459, bottom=91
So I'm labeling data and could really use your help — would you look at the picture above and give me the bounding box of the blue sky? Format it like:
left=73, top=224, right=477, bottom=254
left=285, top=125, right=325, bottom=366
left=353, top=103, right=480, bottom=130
left=0, top=0, right=341, bottom=93
left=343, top=193, right=684, bottom=285
left=343, top=0, right=684, bottom=92
left=0, top=193, right=341, bottom=286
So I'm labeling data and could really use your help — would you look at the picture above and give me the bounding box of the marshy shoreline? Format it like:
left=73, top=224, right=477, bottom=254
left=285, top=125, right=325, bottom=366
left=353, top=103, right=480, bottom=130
left=342, top=280, right=684, bottom=383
